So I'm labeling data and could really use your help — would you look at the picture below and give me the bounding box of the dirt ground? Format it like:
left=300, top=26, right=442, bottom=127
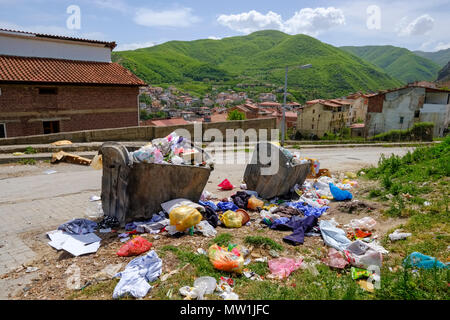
left=2, top=171, right=407, bottom=300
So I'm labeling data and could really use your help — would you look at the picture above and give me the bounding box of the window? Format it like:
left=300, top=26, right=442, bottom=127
left=312, top=124, right=314, bottom=129
left=312, top=118, right=314, bottom=122
left=43, top=121, right=60, bottom=134
left=312, top=109, right=315, bottom=114
left=39, top=87, right=57, bottom=95
left=414, top=110, right=420, bottom=118
left=399, top=117, right=404, bottom=124
left=0, top=123, right=5, bottom=138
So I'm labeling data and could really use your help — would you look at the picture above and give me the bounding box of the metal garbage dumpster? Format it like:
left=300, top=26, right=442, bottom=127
left=99, top=141, right=213, bottom=226
left=243, top=142, right=310, bottom=199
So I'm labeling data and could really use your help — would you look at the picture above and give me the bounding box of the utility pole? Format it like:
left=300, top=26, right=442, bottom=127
left=281, top=66, right=288, bottom=147
left=280, top=64, right=312, bottom=147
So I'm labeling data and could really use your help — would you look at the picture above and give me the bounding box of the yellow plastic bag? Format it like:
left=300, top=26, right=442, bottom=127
left=247, top=196, right=264, bottom=210
left=208, top=244, right=244, bottom=273
left=169, top=205, right=202, bottom=231
left=220, top=210, right=242, bottom=228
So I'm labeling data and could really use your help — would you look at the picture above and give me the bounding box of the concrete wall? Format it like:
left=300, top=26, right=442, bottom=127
left=0, top=33, right=111, bottom=62
left=297, top=103, right=349, bottom=138
left=420, top=103, right=450, bottom=137
left=365, top=87, right=425, bottom=136
left=0, top=118, right=278, bottom=146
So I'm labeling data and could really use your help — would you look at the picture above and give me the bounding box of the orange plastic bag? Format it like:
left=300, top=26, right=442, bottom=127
left=208, top=244, right=244, bottom=273
left=117, top=236, right=152, bottom=257
left=247, top=196, right=264, bottom=210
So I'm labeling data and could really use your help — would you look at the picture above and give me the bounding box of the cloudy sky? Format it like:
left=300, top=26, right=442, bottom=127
left=0, top=0, right=449, bottom=52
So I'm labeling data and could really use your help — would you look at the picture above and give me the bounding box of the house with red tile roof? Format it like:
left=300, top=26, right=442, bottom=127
left=0, top=29, right=146, bottom=138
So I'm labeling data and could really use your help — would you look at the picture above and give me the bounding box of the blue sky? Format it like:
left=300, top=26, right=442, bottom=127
left=0, top=0, right=449, bottom=52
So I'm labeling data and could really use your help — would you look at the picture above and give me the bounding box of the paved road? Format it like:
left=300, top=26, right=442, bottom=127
left=0, top=146, right=414, bottom=281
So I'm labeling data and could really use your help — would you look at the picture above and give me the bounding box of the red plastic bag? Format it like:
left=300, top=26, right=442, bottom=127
left=117, top=236, right=152, bottom=257
left=218, top=179, right=234, bottom=190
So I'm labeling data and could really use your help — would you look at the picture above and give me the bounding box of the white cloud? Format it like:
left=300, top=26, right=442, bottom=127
left=115, top=41, right=156, bottom=51
left=434, top=42, right=450, bottom=51
left=134, top=7, right=200, bottom=28
left=208, top=36, right=221, bottom=40
left=396, top=14, right=434, bottom=36
left=217, top=7, right=345, bottom=36
left=283, top=7, right=346, bottom=36
left=217, top=10, right=283, bottom=34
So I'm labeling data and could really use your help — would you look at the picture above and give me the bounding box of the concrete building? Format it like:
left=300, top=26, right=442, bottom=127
left=0, top=28, right=146, bottom=138
left=364, top=84, right=450, bottom=137
left=296, top=99, right=352, bottom=138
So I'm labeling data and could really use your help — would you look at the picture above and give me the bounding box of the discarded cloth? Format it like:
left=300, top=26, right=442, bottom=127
left=58, top=219, right=98, bottom=235
left=272, top=206, right=303, bottom=217
left=217, top=201, right=239, bottom=212
left=202, top=205, right=219, bottom=228
left=135, top=219, right=170, bottom=234
left=403, top=252, right=448, bottom=269
left=268, top=257, right=303, bottom=279
left=284, top=202, right=329, bottom=218
left=113, top=250, right=162, bottom=299
left=319, top=220, right=352, bottom=252
left=231, top=191, right=251, bottom=209
left=329, top=183, right=353, bottom=201
left=199, top=200, right=218, bottom=212
left=124, top=212, right=167, bottom=232
left=270, top=216, right=318, bottom=246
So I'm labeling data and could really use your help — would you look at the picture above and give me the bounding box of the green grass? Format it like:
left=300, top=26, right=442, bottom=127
left=24, top=146, right=37, bottom=154
left=361, top=135, right=450, bottom=214
left=210, top=233, right=233, bottom=247
left=244, top=236, right=284, bottom=251
left=18, top=159, right=36, bottom=165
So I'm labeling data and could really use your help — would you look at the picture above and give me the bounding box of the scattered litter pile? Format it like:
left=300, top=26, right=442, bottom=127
left=41, top=145, right=435, bottom=300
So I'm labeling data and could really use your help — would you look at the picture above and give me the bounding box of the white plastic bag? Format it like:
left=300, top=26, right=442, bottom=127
left=347, top=217, right=377, bottom=231
left=195, top=220, right=217, bottom=237
left=389, top=229, right=412, bottom=241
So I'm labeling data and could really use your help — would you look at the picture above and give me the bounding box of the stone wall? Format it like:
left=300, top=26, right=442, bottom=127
left=0, top=117, right=278, bottom=145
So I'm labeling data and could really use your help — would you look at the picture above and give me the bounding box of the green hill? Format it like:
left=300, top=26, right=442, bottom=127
left=414, top=48, right=450, bottom=67
left=113, top=30, right=402, bottom=100
left=340, top=45, right=441, bottom=84
left=437, top=62, right=450, bottom=82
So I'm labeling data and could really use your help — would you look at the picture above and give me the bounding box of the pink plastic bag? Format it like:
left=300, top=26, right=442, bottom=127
left=218, top=179, right=234, bottom=190
left=322, top=248, right=349, bottom=269
left=268, top=257, right=303, bottom=279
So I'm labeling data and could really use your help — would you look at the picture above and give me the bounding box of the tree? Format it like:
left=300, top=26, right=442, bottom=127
left=227, top=110, right=246, bottom=121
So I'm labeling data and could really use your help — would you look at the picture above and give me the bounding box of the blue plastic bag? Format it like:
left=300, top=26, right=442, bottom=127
left=403, top=252, right=449, bottom=269
left=329, top=183, right=353, bottom=201
left=217, top=201, right=239, bottom=212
